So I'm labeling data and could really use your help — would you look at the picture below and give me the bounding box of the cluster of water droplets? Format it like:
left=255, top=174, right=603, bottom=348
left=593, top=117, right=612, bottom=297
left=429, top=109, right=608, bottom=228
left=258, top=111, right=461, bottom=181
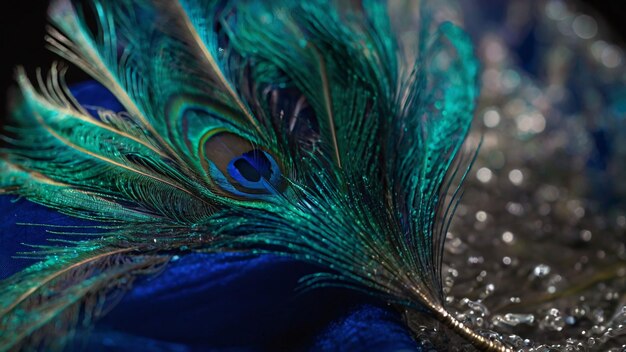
left=407, top=1, right=626, bottom=350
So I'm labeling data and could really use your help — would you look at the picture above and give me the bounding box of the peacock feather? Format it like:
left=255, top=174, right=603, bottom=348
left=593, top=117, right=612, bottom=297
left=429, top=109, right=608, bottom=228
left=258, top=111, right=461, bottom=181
left=0, top=0, right=509, bottom=350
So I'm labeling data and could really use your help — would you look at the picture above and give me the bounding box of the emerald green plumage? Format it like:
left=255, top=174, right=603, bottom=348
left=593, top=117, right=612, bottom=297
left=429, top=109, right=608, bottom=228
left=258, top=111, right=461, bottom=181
left=0, top=0, right=505, bottom=350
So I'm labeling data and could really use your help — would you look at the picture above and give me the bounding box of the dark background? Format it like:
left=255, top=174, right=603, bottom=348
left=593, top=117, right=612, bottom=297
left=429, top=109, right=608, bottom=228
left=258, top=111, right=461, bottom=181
left=1, top=1, right=626, bottom=118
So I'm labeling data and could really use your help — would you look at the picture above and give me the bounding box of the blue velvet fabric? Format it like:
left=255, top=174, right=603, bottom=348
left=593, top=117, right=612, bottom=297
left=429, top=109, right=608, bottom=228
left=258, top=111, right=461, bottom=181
left=90, top=252, right=418, bottom=351
left=0, top=81, right=421, bottom=351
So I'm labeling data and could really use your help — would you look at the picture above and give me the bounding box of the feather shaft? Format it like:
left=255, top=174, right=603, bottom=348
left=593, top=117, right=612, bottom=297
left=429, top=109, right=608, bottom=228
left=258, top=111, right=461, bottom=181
left=169, top=0, right=262, bottom=133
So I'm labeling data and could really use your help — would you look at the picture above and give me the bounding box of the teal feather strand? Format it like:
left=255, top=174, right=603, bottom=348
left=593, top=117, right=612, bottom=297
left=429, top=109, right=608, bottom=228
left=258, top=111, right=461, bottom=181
left=0, top=241, right=171, bottom=351
left=0, top=1, right=512, bottom=351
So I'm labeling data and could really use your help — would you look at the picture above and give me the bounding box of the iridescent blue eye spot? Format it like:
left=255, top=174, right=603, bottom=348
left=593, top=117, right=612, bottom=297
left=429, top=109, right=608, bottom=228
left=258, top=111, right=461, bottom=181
left=212, top=149, right=283, bottom=196
left=229, top=150, right=272, bottom=183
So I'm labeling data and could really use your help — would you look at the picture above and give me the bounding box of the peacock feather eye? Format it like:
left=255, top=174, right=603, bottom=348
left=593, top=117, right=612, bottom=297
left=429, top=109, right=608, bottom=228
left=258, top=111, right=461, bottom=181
left=202, top=132, right=285, bottom=198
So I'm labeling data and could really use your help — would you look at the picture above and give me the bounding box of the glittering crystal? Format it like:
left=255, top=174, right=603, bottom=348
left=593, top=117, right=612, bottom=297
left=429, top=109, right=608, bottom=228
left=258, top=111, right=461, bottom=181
left=492, top=313, right=536, bottom=328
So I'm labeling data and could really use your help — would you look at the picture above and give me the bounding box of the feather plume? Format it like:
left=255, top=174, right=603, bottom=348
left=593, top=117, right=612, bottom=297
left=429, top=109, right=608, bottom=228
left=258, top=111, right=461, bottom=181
left=0, top=1, right=511, bottom=351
